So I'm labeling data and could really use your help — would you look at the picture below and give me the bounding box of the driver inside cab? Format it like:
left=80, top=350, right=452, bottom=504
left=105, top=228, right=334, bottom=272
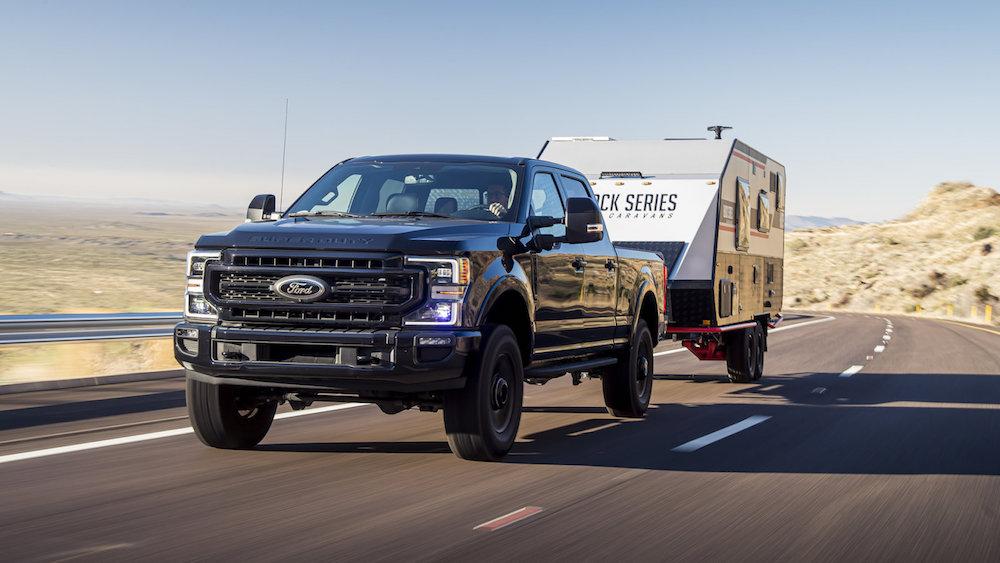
left=485, top=183, right=511, bottom=218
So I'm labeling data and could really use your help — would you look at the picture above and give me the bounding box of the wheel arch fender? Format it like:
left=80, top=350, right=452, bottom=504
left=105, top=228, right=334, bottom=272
left=631, top=275, right=661, bottom=344
left=474, top=272, right=535, bottom=364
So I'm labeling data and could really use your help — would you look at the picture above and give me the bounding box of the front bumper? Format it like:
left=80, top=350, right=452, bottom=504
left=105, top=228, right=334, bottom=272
left=174, top=323, right=479, bottom=393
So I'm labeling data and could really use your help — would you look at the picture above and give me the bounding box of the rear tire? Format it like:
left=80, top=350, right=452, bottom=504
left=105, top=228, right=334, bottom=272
left=186, top=375, right=277, bottom=449
left=602, top=319, right=654, bottom=418
left=443, top=324, right=523, bottom=461
left=725, top=326, right=760, bottom=383
left=752, top=322, right=765, bottom=381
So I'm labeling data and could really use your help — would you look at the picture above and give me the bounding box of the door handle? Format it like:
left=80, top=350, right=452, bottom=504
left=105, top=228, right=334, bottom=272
left=605, top=259, right=617, bottom=271
left=572, top=258, right=588, bottom=270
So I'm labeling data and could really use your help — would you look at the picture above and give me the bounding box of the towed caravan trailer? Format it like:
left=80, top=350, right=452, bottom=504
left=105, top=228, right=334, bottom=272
left=538, top=136, right=786, bottom=382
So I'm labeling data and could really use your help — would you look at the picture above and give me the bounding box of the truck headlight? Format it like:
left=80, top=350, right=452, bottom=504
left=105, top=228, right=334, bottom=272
left=185, top=250, right=221, bottom=323
left=404, top=257, right=469, bottom=326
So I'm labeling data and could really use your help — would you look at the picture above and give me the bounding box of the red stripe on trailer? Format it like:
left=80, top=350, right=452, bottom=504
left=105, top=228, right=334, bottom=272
left=719, top=225, right=736, bottom=232
left=732, top=151, right=766, bottom=169
left=750, top=232, right=770, bottom=239
left=666, top=321, right=757, bottom=334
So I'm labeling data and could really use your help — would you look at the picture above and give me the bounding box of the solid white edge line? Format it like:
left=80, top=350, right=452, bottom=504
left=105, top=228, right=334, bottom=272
left=655, top=315, right=835, bottom=357
left=671, top=415, right=771, bottom=453
left=768, top=316, right=835, bottom=333
left=839, top=365, right=863, bottom=378
left=0, top=403, right=368, bottom=465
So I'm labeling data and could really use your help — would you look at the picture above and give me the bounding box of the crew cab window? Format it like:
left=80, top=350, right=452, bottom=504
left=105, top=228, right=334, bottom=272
left=530, top=172, right=566, bottom=237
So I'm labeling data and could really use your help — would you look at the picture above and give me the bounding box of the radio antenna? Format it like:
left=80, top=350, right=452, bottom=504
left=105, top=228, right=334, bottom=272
left=279, top=98, right=289, bottom=211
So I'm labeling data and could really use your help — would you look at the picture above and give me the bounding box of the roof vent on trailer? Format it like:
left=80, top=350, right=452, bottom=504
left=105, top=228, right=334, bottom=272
left=707, top=125, right=732, bottom=139
left=550, top=136, right=615, bottom=142
left=599, top=171, right=644, bottom=179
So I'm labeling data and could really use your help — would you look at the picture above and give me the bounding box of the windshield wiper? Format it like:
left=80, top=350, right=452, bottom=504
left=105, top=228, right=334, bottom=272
left=287, top=210, right=361, bottom=218
left=370, top=211, right=450, bottom=218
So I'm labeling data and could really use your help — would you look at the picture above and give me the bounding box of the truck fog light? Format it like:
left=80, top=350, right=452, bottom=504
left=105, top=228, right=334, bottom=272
left=176, top=327, right=199, bottom=339
left=418, top=336, right=453, bottom=346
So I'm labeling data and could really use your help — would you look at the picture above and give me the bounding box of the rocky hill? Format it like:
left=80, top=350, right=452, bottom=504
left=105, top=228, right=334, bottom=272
left=783, top=182, right=1000, bottom=325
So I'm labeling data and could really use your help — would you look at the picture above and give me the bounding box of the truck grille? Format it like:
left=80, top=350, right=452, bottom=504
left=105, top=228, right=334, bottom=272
left=205, top=251, right=421, bottom=328
left=217, top=272, right=412, bottom=305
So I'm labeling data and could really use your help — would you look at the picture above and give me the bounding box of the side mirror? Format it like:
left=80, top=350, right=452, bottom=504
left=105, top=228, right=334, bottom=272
left=528, top=234, right=556, bottom=252
left=564, top=197, right=604, bottom=244
left=528, top=215, right=557, bottom=230
left=246, top=194, right=276, bottom=222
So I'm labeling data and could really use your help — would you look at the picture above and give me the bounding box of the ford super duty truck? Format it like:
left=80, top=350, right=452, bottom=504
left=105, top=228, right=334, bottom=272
left=175, top=154, right=665, bottom=460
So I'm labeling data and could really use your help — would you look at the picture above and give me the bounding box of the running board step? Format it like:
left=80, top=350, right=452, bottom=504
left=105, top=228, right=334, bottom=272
left=524, top=357, right=617, bottom=379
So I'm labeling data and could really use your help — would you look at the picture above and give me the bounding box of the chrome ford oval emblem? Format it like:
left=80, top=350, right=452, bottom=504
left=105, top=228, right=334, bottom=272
left=272, top=275, right=328, bottom=302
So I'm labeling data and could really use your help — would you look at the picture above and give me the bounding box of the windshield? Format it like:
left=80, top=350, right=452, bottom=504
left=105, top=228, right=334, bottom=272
left=286, top=161, right=523, bottom=222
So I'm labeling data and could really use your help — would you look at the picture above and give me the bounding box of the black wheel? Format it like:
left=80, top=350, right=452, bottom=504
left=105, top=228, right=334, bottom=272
left=443, top=324, right=523, bottom=461
left=752, top=322, right=765, bottom=381
left=186, top=374, right=277, bottom=449
left=725, top=326, right=760, bottom=383
left=602, top=319, right=654, bottom=418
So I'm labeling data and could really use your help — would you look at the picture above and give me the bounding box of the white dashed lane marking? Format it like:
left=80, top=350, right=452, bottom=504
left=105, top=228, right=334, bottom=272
left=839, top=365, right=864, bottom=378
left=671, top=416, right=772, bottom=453
left=474, top=507, right=544, bottom=531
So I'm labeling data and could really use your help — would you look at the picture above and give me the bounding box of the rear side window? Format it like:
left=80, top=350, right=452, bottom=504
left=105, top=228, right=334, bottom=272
left=561, top=175, right=593, bottom=199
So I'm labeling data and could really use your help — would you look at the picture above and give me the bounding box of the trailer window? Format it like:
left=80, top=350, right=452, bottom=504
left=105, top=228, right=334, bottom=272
left=736, top=177, right=751, bottom=250
left=758, top=190, right=771, bottom=233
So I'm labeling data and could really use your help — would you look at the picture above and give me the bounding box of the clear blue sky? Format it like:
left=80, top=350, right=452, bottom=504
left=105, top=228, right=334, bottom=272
left=1, top=0, right=997, bottom=221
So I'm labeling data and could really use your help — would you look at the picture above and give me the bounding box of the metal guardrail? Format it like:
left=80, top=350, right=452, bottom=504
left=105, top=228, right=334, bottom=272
left=0, top=312, right=182, bottom=345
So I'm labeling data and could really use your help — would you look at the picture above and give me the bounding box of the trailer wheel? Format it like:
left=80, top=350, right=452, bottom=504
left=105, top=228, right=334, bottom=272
left=443, top=324, right=523, bottom=461
left=752, top=322, right=765, bottom=381
left=602, top=319, right=654, bottom=417
left=725, top=326, right=760, bottom=383
left=186, top=375, right=277, bottom=449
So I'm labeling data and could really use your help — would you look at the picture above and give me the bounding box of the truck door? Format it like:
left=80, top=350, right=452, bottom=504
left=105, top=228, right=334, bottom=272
left=557, top=173, right=619, bottom=344
left=528, top=169, right=588, bottom=355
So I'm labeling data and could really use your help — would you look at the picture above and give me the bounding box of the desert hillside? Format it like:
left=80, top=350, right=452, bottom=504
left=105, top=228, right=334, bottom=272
left=784, top=182, right=1000, bottom=325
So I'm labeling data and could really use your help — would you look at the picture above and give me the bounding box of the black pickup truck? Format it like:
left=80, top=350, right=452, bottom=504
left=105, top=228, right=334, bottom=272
left=175, top=154, right=665, bottom=460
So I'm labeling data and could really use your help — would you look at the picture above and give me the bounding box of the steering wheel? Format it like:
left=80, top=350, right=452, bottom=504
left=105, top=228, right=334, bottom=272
left=469, top=203, right=508, bottom=218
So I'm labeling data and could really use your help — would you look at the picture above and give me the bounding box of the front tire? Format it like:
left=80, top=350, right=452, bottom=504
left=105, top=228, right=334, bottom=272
left=443, top=324, right=523, bottom=461
left=186, top=375, right=277, bottom=449
left=602, top=319, right=654, bottom=418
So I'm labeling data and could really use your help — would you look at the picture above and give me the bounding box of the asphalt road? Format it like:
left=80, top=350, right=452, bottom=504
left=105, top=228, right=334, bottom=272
left=1, top=312, right=998, bottom=561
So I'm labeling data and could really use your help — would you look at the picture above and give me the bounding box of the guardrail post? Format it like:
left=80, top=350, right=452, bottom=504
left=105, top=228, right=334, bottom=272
left=971, top=306, right=978, bottom=321
left=987, top=305, right=993, bottom=325
left=947, top=304, right=954, bottom=317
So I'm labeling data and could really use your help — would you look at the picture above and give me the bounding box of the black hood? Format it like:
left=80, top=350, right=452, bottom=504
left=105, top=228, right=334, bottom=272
left=196, top=217, right=518, bottom=254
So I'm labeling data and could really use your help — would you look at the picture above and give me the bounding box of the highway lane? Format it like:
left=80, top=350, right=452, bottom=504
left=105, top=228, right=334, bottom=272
left=0, top=313, right=998, bottom=561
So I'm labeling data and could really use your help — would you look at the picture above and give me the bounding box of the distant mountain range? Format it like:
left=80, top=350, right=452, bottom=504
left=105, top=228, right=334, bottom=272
left=0, top=190, right=240, bottom=213
left=785, top=215, right=866, bottom=231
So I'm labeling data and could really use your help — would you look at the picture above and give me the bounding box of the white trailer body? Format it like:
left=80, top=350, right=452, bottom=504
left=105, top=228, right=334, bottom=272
left=538, top=138, right=786, bottom=365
